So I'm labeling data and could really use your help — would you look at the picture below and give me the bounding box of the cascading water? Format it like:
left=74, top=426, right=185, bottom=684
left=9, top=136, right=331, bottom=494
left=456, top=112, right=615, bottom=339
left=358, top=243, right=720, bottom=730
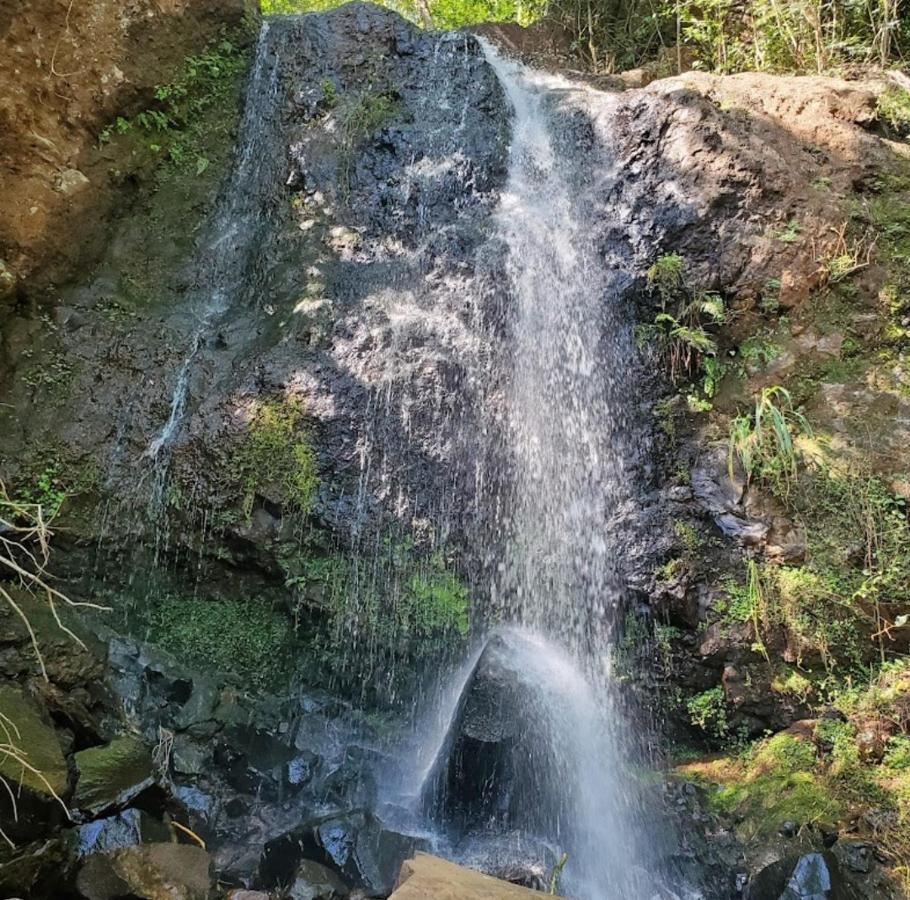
left=411, top=42, right=671, bottom=899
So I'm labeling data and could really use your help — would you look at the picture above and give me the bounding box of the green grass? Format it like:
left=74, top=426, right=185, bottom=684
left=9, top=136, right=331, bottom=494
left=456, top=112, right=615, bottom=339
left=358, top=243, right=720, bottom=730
left=877, top=86, right=910, bottom=137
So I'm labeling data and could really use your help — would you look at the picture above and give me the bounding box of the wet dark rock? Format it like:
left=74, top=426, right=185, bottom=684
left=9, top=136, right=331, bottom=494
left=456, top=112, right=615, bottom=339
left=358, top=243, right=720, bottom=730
left=287, top=859, right=350, bottom=899
left=73, top=808, right=171, bottom=857
left=215, top=724, right=308, bottom=800
left=422, top=636, right=531, bottom=828
left=781, top=852, right=832, bottom=899
left=261, top=810, right=426, bottom=896
left=746, top=852, right=869, bottom=900
left=73, top=735, right=155, bottom=817
left=779, top=821, right=798, bottom=839
left=172, top=734, right=212, bottom=776
left=837, top=842, right=873, bottom=875
left=0, top=837, right=76, bottom=897
left=76, top=843, right=214, bottom=900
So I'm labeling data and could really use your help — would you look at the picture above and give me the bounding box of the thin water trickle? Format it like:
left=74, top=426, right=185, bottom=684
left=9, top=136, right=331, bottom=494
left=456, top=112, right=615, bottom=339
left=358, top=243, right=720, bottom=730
left=144, top=20, right=286, bottom=507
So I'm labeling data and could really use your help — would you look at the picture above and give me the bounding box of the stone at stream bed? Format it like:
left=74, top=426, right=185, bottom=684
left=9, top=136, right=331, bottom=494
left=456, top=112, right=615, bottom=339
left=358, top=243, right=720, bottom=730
left=215, top=723, right=316, bottom=800
left=745, top=851, right=866, bottom=899
left=0, top=684, right=70, bottom=841
left=260, top=809, right=428, bottom=896
left=73, top=735, right=155, bottom=816
left=76, top=843, right=214, bottom=900
left=73, top=808, right=172, bottom=857
left=287, top=859, right=350, bottom=899
left=389, top=853, right=551, bottom=898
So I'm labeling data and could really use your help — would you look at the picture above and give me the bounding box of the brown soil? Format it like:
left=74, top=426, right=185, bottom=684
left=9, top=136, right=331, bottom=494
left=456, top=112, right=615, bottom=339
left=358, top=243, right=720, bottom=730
left=0, top=0, right=256, bottom=299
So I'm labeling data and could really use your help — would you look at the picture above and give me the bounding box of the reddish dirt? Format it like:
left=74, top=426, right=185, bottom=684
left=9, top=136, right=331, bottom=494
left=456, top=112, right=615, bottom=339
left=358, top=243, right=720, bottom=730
left=0, top=0, right=256, bottom=298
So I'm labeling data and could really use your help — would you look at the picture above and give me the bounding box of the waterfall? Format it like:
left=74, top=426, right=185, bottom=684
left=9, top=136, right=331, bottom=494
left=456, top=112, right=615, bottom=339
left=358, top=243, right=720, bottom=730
left=412, top=42, right=669, bottom=899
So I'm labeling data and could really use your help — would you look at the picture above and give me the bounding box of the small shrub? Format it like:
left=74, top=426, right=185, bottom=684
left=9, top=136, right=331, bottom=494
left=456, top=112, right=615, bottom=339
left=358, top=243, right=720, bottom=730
left=647, top=252, right=685, bottom=303
left=773, top=219, right=802, bottom=243
left=687, top=686, right=729, bottom=739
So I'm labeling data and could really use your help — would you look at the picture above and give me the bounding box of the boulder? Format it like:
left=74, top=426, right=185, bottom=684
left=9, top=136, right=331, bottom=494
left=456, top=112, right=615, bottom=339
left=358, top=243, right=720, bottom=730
left=420, top=635, right=557, bottom=834
left=746, top=852, right=866, bottom=899
left=390, top=853, right=550, bottom=898
left=73, top=736, right=155, bottom=816
left=76, top=843, right=214, bottom=900
left=214, top=723, right=312, bottom=800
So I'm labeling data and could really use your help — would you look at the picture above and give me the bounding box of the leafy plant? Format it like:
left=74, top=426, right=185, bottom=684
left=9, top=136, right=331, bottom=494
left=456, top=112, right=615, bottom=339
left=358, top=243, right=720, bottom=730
left=646, top=252, right=685, bottom=303
left=773, top=219, right=802, bottom=243
left=687, top=686, right=729, bottom=739
left=640, top=255, right=725, bottom=382
left=97, top=38, right=248, bottom=176
left=728, top=386, right=810, bottom=497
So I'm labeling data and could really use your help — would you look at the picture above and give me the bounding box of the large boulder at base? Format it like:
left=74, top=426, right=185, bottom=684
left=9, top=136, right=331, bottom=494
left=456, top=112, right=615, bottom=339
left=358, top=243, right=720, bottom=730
left=0, top=684, right=70, bottom=841
left=76, top=843, right=214, bottom=900
left=420, top=635, right=556, bottom=833
left=73, top=735, right=155, bottom=815
left=390, top=853, right=551, bottom=898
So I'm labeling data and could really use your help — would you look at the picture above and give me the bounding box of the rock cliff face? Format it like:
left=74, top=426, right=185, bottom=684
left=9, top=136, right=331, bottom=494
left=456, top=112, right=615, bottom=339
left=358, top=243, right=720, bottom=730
left=1, top=2, right=910, bottom=897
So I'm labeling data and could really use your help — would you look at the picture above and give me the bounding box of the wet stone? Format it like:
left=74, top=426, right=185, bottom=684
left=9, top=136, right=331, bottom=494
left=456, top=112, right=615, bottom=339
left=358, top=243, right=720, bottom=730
left=73, top=736, right=155, bottom=816
left=76, top=843, right=214, bottom=900
left=73, top=808, right=170, bottom=857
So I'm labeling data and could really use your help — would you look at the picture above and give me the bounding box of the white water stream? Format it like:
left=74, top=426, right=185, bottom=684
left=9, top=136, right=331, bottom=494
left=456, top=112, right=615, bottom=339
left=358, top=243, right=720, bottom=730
left=409, top=42, right=665, bottom=899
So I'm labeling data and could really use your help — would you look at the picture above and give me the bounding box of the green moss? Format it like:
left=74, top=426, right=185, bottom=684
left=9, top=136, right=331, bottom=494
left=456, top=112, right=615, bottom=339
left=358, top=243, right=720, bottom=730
left=146, top=596, right=293, bottom=690
left=403, top=555, right=470, bottom=637
left=283, top=541, right=471, bottom=660
left=235, top=397, right=319, bottom=518
left=672, top=519, right=702, bottom=554
left=702, top=733, right=841, bottom=839
left=656, top=557, right=685, bottom=584
left=73, top=736, right=153, bottom=813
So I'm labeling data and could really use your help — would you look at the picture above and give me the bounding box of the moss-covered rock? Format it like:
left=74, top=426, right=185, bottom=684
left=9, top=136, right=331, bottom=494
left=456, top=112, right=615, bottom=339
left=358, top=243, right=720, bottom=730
left=73, top=736, right=154, bottom=816
left=0, top=684, right=68, bottom=797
